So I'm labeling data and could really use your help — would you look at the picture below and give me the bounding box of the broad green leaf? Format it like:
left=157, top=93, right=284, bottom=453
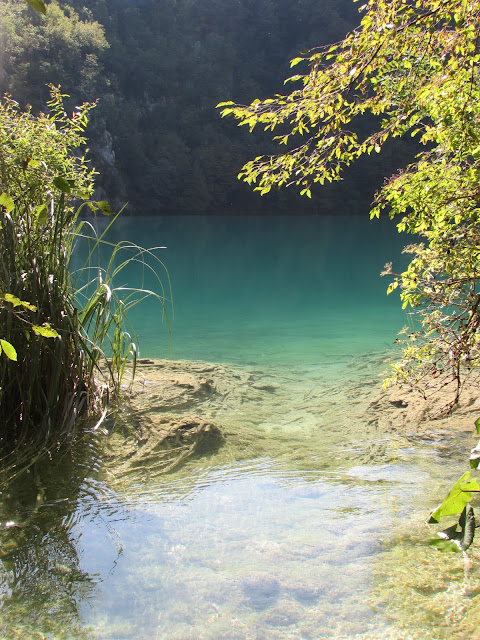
left=26, top=0, right=46, bottom=15
left=0, top=339, right=17, bottom=361
left=96, top=201, right=114, bottom=216
left=0, top=193, right=15, bottom=214
left=53, top=177, right=73, bottom=194
left=32, top=324, right=59, bottom=339
left=35, top=204, right=48, bottom=225
left=428, top=472, right=480, bottom=523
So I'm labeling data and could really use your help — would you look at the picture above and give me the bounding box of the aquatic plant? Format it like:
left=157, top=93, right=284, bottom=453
left=427, top=417, right=480, bottom=553
left=0, top=88, right=170, bottom=474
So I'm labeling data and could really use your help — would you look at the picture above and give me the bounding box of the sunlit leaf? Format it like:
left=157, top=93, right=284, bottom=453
left=32, top=324, right=59, bottom=339
left=428, top=472, right=480, bottom=523
left=290, top=57, right=304, bottom=67
left=475, top=416, right=480, bottom=434
left=35, top=204, right=48, bottom=225
left=0, top=339, right=17, bottom=361
left=53, top=176, right=73, bottom=194
left=96, top=201, right=114, bottom=216
left=2, top=293, right=37, bottom=311
left=0, top=192, right=15, bottom=213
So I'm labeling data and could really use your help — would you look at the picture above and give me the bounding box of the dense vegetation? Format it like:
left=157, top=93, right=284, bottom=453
left=0, top=0, right=416, bottom=215
left=0, top=84, right=170, bottom=475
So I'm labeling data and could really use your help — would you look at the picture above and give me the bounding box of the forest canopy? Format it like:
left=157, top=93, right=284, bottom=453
left=0, top=0, right=416, bottom=215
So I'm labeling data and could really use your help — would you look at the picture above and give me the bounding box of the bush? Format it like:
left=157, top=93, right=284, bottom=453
left=0, top=88, right=169, bottom=473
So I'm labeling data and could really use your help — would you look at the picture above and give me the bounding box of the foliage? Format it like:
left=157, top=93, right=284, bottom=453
left=428, top=466, right=480, bottom=553
left=3, top=0, right=404, bottom=215
left=427, top=418, right=480, bottom=553
left=0, top=89, right=170, bottom=474
left=219, top=0, right=480, bottom=404
left=0, top=0, right=109, bottom=107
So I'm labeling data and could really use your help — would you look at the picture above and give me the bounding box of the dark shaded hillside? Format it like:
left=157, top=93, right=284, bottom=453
left=0, top=0, right=417, bottom=215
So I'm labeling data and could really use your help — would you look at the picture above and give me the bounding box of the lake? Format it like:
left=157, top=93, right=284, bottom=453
left=1, top=215, right=479, bottom=640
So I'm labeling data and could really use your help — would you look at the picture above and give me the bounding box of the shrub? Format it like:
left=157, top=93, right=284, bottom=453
left=0, top=88, right=169, bottom=473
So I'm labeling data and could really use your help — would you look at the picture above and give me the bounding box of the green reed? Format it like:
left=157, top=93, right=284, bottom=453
left=0, top=89, right=170, bottom=474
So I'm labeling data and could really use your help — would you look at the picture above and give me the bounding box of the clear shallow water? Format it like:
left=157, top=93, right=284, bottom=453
left=1, top=215, right=480, bottom=640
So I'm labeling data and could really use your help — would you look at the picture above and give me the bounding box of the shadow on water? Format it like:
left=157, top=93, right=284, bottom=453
left=0, top=436, right=108, bottom=639
left=0, top=406, right=227, bottom=640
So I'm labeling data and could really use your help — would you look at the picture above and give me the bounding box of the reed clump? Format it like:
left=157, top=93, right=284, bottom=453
left=0, top=88, right=170, bottom=471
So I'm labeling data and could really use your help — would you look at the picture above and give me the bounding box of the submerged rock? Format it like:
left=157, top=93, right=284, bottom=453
left=104, top=413, right=224, bottom=482
left=241, top=574, right=281, bottom=611
left=104, top=356, right=479, bottom=491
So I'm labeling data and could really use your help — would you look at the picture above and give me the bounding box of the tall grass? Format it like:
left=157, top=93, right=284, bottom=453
left=0, top=89, right=170, bottom=474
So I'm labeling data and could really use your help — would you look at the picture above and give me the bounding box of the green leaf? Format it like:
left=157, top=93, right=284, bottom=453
left=0, top=339, right=17, bottom=361
left=431, top=505, right=476, bottom=553
left=1, top=293, right=37, bottom=311
left=475, top=416, right=480, bottom=434
left=35, top=204, right=48, bottom=225
left=387, top=281, right=399, bottom=295
left=0, top=193, right=15, bottom=214
left=428, top=472, right=480, bottom=523
left=26, top=0, right=46, bottom=15
left=96, top=201, right=114, bottom=216
left=429, top=538, right=462, bottom=553
left=53, top=177, right=73, bottom=194
left=32, top=324, right=59, bottom=339
left=290, top=57, right=304, bottom=67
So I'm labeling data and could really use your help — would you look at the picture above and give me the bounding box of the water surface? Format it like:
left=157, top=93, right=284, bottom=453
left=1, top=215, right=479, bottom=640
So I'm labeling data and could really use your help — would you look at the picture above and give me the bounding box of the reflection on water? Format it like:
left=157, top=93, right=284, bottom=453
left=1, top=215, right=480, bottom=639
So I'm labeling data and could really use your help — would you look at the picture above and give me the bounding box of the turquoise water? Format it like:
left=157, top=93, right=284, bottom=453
left=90, top=215, right=407, bottom=364
left=1, top=215, right=480, bottom=640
